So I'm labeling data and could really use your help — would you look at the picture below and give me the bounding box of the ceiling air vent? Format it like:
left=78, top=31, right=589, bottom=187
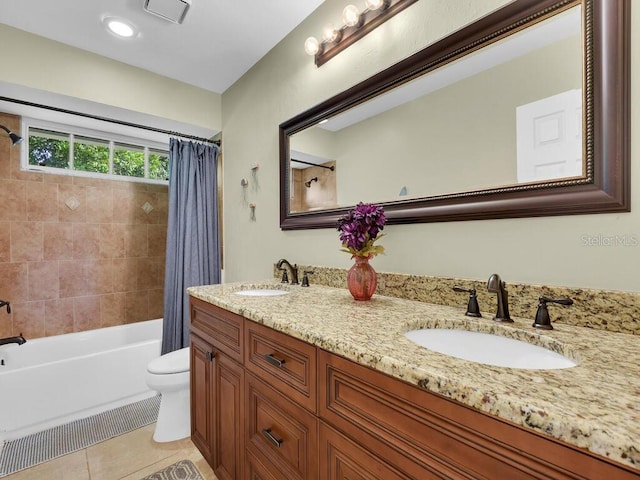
left=143, top=0, right=191, bottom=24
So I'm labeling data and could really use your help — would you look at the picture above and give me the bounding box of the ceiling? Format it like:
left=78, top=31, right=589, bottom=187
left=0, top=0, right=324, bottom=94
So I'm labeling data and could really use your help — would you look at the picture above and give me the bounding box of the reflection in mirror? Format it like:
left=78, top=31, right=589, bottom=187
left=289, top=5, right=582, bottom=210
left=280, top=0, right=630, bottom=230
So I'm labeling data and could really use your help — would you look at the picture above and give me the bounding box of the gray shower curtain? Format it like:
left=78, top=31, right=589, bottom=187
left=162, top=139, right=220, bottom=354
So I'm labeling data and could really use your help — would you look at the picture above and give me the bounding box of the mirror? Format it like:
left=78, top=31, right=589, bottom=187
left=280, top=0, right=629, bottom=230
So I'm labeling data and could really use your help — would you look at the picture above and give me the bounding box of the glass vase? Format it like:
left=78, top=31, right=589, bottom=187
left=347, top=255, right=377, bottom=301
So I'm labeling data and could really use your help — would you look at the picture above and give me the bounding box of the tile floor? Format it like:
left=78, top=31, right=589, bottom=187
left=3, top=424, right=217, bottom=480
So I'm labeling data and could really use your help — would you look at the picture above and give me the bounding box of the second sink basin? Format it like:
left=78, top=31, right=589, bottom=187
left=404, top=329, right=576, bottom=370
left=234, top=289, right=289, bottom=297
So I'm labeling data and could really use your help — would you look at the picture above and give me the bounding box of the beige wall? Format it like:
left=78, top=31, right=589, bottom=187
left=0, top=24, right=221, bottom=132
left=0, top=113, right=167, bottom=340
left=221, top=0, right=640, bottom=292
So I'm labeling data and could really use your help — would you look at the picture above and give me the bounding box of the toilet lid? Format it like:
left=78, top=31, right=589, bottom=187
left=148, top=347, right=190, bottom=374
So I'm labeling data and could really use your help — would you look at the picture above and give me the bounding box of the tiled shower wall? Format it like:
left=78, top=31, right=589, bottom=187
left=0, top=112, right=167, bottom=340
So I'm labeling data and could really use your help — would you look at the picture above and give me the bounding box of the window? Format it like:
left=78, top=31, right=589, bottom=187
left=24, top=120, right=169, bottom=184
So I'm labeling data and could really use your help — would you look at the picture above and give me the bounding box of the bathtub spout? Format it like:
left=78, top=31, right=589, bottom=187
left=0, top=333, right=26, bottom=346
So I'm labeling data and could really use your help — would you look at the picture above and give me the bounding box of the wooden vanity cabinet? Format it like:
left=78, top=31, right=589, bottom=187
left=190, top=297, right=640, bottom=480
left=190, top=298, right=245, bottom=480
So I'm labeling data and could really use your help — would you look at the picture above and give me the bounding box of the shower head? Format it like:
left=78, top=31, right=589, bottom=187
left=0, top=124, right=23, bottom=146
left=304, top=177, right=318, bottom=188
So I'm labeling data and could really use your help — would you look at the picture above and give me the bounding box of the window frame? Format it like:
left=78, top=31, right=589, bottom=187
left=21, top=118, right=169, bottom=185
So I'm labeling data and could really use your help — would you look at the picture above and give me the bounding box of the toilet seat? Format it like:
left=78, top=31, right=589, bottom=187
left=147, top=347, right=190, bottom=375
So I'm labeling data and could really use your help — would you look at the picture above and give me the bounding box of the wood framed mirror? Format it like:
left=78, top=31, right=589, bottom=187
left=279, top=0, right=629, bottom=230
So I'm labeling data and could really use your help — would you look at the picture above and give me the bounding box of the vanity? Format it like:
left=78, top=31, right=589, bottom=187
left=188, top=282, right=640, bottom=479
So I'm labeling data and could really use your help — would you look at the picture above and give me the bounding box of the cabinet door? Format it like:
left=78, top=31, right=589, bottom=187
left=214, top=350, right=245, bottom=480
left=190, top=334, right=214, bottom=464
left=319, top=422, right=413, bottom=480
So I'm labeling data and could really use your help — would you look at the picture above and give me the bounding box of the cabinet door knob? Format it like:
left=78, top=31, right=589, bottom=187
left=263, top=353, right=286, bottom=368
left=261, top=428, right=283, bottom=448
left=206, top=351, right=216, bottom=362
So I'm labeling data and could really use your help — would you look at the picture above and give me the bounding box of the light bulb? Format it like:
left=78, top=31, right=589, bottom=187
left=104, top=17, right=136, bottom=38
left=304, top=36, right=320, bottom=56
left=322, top=23, right=339, bottom=43
left=365, top=0, right=387, bottom=10
left=342, top=5, right=360, bottom=27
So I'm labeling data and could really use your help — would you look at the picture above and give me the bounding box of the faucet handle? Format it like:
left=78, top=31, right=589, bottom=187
left=280, top=269, right=289, bottom=283
left=533, top=296, right=574, bottom=330
left=301, top=271, right=314, bottom=287
left=453, top=286, right=482, bottom=318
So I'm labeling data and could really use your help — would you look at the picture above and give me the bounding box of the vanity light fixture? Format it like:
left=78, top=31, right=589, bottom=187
left=304, top=0, right=417, bottom=67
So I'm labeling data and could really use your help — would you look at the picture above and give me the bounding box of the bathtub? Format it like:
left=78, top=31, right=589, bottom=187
left=0, top=319, right=162, bottom=442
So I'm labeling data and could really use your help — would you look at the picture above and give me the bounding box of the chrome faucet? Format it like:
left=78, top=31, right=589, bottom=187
left=0, top=333, right=26, bottom=346
left=276, top=258, right=299, bottom=285
left=487, top=273, right=513, bottom=322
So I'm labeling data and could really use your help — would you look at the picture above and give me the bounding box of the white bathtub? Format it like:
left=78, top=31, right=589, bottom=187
left=0, top=319, right=162, bottom=442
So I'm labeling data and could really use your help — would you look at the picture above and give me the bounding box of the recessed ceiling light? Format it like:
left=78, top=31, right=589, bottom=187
left=103, top=17, right=138, bottom=38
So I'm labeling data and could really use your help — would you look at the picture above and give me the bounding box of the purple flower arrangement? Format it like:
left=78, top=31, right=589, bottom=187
left=337, top=202, right=386, bottom=258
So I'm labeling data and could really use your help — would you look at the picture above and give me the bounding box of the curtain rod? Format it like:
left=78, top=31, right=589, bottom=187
left=291, top=158, right=335, bottom=170
left=0, top=95, right=220, bottom=146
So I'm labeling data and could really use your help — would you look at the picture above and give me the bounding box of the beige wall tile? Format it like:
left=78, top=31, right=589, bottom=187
left=0, top=262, right=29, bottom=302
left=12, top=301, right=45, bottom=338
left=86, top=259, right=114, bottom=295
left=99, top=224, right=126, bottom=258
left=86, top=185, right=114, bottom=224
left=148, top=288, right=164, bottom=320
left=0, top=180, right=27, bottom=222
left=45, top=298, right=75, bottom=336
left=0, top=222, right=10, bottom=262
left=126, top=290, right=148, bottom=324
left=58, top=184, right=87, bottom=223
left=73, top=296, right=101, bottom=331
left=136, top=257, right=164, bottom=290
left=43, top=222, right=74, bottom=260
left=113, top=188, right=136, bottom=224
left=59, top=259, right=88, bottom=298
left=125, top=224, right=148, bottom=257
left=73, top=223, right=101, bottom=259
left=10, top=221, right=43, bottom=262
left=101, top=293, right=127, bottom=327
left=113, top=257, right=137, bottom=292
left=28, top=261, right=59, bottom=301
left=147, top=224, right=167, bottom=257
left=27, top=182, right=58, bottom=222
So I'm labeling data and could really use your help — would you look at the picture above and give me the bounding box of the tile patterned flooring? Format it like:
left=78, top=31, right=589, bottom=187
left=3, top=424, right=217, bottom=480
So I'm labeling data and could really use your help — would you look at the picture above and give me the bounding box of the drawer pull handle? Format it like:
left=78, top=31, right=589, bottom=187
left=262, top=428, right=283, bottom=448
left=264, top=353, right=286, bottom=368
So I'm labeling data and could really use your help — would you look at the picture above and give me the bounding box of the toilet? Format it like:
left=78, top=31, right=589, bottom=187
left=145, top=347, right=191, bottom=442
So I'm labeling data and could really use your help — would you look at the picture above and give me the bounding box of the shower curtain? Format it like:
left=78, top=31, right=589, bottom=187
left=162, top=139, right=221, bottom=354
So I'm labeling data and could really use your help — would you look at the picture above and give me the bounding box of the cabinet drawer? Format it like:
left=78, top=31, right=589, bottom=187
left=190, top=297, right=243, bottom=363
left=319, top=422, right=415, bottom=480
left=244, top=320, right=316, bottom=412
left=246, top=373, right=318, bottom=480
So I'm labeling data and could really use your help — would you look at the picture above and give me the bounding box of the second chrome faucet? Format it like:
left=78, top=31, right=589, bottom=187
left=487, top=273, right=512, bottom=322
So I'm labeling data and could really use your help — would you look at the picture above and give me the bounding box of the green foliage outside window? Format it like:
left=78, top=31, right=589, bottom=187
left=28, top=130, right=70, bottom=169
left=114, top=144, right=145, bottom=178
left=74, top=137, right=109, bottom=173
left=149, top=151, right=169, bottom=180
left=27, top=126, right=168, bottom=183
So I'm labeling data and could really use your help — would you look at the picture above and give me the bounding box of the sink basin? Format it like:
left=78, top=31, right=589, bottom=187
left=404, top=329, right=576, bottom=370
left=234, top=289, right=290, bottom=297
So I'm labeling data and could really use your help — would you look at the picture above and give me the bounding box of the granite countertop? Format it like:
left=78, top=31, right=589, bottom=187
left=187, top=280, right=640, bottom=470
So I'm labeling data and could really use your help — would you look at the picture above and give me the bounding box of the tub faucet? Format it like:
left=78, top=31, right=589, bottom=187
left=487, top=273, right=513, bottom=322
left=0, top=333, right=26, bottom=346
left=0, top=299, right=10, bottom=314
left=276, top=258, right=299, bottom=285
